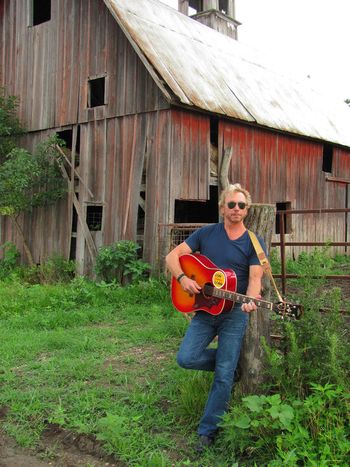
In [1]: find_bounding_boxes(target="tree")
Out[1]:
[0,88,24,162]
[0,90,66,265]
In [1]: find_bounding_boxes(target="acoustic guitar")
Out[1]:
[171,254,303,319]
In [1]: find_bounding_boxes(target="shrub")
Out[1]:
[94,240,150,285]
[0,241,20,278]
[20,255,76,284]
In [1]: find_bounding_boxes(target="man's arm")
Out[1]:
[241,264,264,313]
[165,242,201,294]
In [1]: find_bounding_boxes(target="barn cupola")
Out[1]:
[178,0,240,39]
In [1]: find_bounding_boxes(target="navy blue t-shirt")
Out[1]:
[185,224,267,294]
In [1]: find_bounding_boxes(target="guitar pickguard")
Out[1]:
[194,293,221,310]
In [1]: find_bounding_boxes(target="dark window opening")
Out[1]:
[219,0,228,14]
[71,205,78,233]
[69,237,76,261]
[322,143,333,173]
[137,192,146,236]
[88,77,105,107]
[276,202,292,234]
[32,0,51,26]
[189,0,203,14]
[210,116,219,146]
[75,126,81,167]
[76,126,81,153]
[57,129,72,149]
[175,185,218,223]
[86,206,103,231]
[57,127,80,167]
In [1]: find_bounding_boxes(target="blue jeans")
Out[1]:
[176,304,248,437]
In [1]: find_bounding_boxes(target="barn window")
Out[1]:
[219,0,229,14]
[57,127,80,167]
[88,77,106,107]
[189,0,203,14]
[275,202,292,234]
[322,143,333,173]
[86,206,103,231]
[31,0,51,26]
[174,186,218,223]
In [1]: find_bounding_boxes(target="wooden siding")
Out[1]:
[0,0,169,131]
[170,110,210,201]
[0,106,210,268]
[219,121,349,253]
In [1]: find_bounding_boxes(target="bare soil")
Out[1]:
[0,424,124,467]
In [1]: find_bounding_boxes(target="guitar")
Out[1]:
[171,254,303,319]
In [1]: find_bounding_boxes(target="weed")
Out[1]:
[0,241,20,278]
[220,384,350,465]
[94,240,150,284]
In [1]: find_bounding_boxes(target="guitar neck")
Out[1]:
[205,285,277,312]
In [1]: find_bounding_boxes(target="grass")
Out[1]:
[0,277,223,466]
[0,253,349,465]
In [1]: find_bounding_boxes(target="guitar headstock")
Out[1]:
[276,302,304,320]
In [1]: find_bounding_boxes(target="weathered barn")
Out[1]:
[0,0,349,273]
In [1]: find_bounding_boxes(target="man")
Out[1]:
[165,183,266,453]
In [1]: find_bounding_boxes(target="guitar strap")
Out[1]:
[248,230,284,303]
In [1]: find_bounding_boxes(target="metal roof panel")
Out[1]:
[104,0,350,147]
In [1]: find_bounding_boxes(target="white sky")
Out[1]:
[160,0,350,103]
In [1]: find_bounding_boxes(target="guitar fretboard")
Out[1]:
[204,284,275,311]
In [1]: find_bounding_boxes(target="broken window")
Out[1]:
[275,202,292,234]
[88,77,106,108]
[86,206,103,231]
[31,0,51,26]
[322,143,333,173]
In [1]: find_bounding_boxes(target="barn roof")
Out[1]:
[104,0,350,148]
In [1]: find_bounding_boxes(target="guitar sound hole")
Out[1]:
[203,283,214,299]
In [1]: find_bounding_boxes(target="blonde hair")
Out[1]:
[219,183,252,208]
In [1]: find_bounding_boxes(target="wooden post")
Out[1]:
[236,202,276,395]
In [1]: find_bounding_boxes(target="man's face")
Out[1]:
[221,191,248,225]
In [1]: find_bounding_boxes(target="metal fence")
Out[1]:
[158,208,350,294]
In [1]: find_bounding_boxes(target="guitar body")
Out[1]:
[171,254,237,315]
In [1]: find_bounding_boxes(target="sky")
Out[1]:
[160,0,350,103]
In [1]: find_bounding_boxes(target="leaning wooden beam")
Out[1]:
[55,144,94,199]
[58,163,98,262]
[219,146,233,191]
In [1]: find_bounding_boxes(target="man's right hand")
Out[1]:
[179,276,201,294]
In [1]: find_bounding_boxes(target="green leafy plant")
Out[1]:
[220,384,350,465]
[0,88,25,161]
[0,241,20,278]
[0,134,66,266]
[263,286,349,399]
[19,254,76,284]
[94,240,150,284]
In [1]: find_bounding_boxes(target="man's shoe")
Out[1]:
[195,435,214,454]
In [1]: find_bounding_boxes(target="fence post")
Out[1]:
[236,203,276,395]
[279,211,286,296]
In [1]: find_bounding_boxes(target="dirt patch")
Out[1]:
[0,424,125,467]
